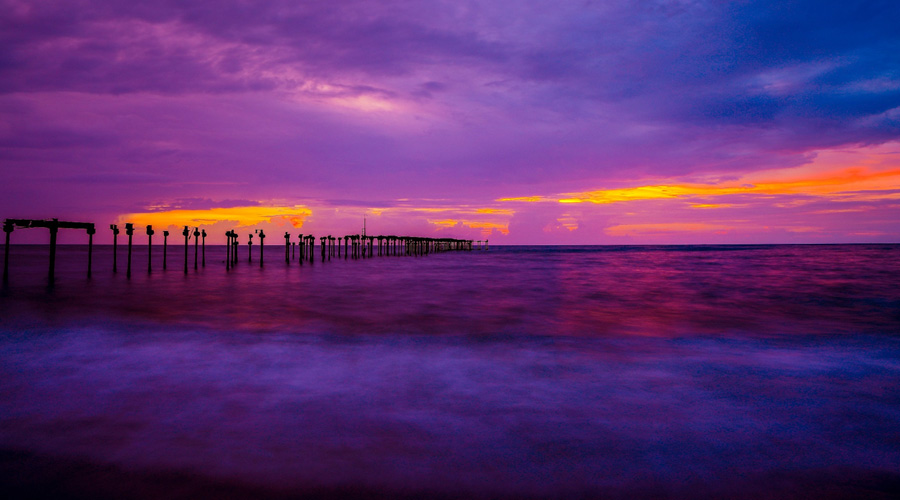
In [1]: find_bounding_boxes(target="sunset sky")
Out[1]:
[3,0,899,244]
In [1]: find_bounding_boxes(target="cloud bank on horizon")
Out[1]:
[2,0,899,243]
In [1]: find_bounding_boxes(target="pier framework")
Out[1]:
[3,217,482,284]
[3,218,96,284]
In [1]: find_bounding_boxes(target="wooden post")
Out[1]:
[163,231,169,270]
[110,224,119,273]
[248,233,253,262]
[285,232,290,264]
[146,225,154,273]
[225,231,231,270]
[201,229,207,267]
[300,235,305,262]
[258,229,265,267]
[87,226,95,278]
[193,228,200,270]
[125,222,134,279]
[182,226,189,274]
[234,231,239,264]
[3,221,13,284]
[47,219,59,283]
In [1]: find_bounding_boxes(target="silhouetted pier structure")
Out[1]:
[3,218,96,284]
[146,225,154,273]
[163,230,169,270]
[3,217,482,283]
[125,223,134,278]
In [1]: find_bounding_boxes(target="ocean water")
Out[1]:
[1,244,899,498]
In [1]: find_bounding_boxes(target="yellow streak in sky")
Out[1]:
[497,142,900,208]
[605,223,735,236]
[121,205,313,228]
[426,218,510,236]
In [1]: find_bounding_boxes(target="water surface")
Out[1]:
[2,244,899,498]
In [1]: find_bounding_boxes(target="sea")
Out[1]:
[1,243,899,499]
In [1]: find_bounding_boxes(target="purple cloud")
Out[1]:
[1,0,899,242]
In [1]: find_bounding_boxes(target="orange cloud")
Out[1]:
[121,205,313,228]
[498,143,900,206]
[426,218,510,236]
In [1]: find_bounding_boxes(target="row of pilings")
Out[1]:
[3,218,488,284]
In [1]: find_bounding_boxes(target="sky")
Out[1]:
[2,0,899,244]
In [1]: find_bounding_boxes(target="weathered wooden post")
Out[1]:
[109,224,119,273]
[284,232,290,264]
[3,220,13,284]
[87,225,95,278]
[182,226,189,274]
[163,230,169,270]
[320,236,326,261]
[46,219,59,283]
[193,227,200,270]
[146,225,154,273]
[300,235,306,263]
[257,229,265,267]
[307,235,314,265]
[225,231,231,270]
[248,233,253,263]
[125,222,134,278]
[232,231,238,265]
[201,229,207,267]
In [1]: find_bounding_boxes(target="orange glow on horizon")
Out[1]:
[426,218,510,236]
[605,222,735,236]
[121,205,313,229]
[497,144,900,207]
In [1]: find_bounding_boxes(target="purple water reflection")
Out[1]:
[2,245,899,498]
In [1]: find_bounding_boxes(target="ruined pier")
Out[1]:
[3,217,485,284]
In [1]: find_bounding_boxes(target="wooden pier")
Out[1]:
[3,218,96,284]
[3,217,484,284]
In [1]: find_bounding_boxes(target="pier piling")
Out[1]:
[163,231,169,270]
[225,231,231,270]
[146,225,154,273]
[182,226,189,274]
[3,221,12,284]
[193,227,200,270]
[46,221,57,284]
[87,226,94,278]
[110,224,119,273]
[257,229,265,267]
[202,230,207,267]
[125,223,134,279]
[232,232,238,265]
